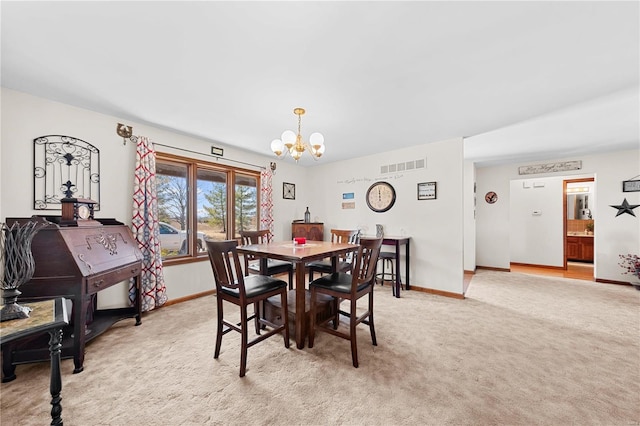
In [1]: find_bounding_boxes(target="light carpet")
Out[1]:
[1,270,638,425]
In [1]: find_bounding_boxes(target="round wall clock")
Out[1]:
[366,182,396,213]
[485,191,498,204]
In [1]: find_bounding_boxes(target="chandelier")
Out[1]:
[270,108,325,162]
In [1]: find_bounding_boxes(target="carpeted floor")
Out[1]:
[1,270,638,425]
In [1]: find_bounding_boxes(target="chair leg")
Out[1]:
[309,269,314,282]
[308,287,317,348]
[350,297,358,368]
[239,305,249,378]
[368,290,377,346]
[214,297,224,359]
[288,269,294,290]
[254,302,261,335]
[333,298,340,330]
[280,290,290,348]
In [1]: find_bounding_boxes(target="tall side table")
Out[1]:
[381,236,411,298]
[1,298,69,425]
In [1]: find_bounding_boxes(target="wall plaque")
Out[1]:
[518,161,582,175]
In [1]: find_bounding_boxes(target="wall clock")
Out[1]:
[366,182,396,213]
[61,198,100,226]
[485,191,498,204]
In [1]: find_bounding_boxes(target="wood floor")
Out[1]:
[510,262,594,281]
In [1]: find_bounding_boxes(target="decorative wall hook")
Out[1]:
[270,162,277,174]
[116,123,133,145]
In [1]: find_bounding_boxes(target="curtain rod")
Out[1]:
[151,141,266,170]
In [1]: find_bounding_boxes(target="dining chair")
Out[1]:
[206,240,290,377]
[308,229,361,281]
[308,237,383,368]
[240,230,294,289]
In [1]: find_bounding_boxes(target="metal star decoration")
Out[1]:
[610,198,640,217]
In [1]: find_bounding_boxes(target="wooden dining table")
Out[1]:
[236,240,359,349]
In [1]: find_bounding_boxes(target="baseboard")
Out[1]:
[163,289,216,307]
[409,285,465,300]
[595,278,635,287]
[476,265,510,272]
[510,262,565,271]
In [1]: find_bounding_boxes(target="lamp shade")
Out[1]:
[270,139,284,156]
[309,132,324,148]
[281,130,296,146]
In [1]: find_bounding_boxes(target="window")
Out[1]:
[156,153,261,262]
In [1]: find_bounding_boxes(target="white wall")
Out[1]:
[0,88,308,306]
[476,149,640,281]
[1,89,467,310]
[509,176,566,267]
[463,160,476,272]
[308,138,465,295]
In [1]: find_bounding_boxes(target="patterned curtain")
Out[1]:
[260,168,274,235]
[130,136,168,311]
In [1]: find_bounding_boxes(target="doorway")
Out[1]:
[564,178,594,279]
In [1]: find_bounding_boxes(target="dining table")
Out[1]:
[236,240,359,349]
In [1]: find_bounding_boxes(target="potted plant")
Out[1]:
[585,222,594,235]
[618,254,640,290]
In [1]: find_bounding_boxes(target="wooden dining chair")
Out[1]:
[308,237,382,368]
[206,240,290,377]
[308,229,361,281]
[240,230,294,289]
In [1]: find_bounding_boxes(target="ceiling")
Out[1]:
[1,1,638,167]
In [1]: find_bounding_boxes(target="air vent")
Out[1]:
[380,157,426,174]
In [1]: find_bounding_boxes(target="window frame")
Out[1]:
[156,152,261,265]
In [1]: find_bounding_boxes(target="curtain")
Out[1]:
[130,136,168,311]
[259,168,274,236]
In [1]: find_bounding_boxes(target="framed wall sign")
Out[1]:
[283,182,295,200]
[417,182,437,200]
[622,180,640,192]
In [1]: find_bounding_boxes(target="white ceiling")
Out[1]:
[1,1,638,167]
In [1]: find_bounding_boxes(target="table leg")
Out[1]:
[405,240,411,290]
[49,328,63,426]
[294,262,306,349]
[394,242,401,298]
[73,296,85,374]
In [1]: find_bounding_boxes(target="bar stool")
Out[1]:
[376,251,403,297]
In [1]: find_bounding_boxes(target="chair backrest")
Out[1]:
[330,229,360,244]
[240,229,271,245]
[330,229,361,263]
[206,239,246,295]
[349,237,383,292]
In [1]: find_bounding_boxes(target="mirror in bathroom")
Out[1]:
[567,193,593,220]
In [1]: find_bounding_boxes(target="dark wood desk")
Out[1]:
[1,298,69,425]
[380,236,411,298]
[5,216,143,375]
[237,241,359,349]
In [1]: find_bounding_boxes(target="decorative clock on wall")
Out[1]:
[485,191,498,204]
[366,182,396,213]
[60,198,100,226]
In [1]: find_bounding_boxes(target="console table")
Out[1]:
[1,298,69,425]
[291,222,324,241]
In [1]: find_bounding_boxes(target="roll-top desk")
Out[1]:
[2,216,143,379]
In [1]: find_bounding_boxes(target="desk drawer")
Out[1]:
[85,264,141,294]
